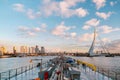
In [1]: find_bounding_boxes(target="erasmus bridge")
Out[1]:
[88,26,112,57]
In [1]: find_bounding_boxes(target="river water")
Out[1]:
[0,56,120,73]
[0,56,56,73]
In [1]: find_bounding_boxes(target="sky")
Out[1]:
[0,0,120,53]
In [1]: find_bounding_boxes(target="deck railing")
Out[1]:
[96,67,120,80]
[82,65,120,80]
[0,61,49,80]
[0,63,37,80]
[76,59,120,80]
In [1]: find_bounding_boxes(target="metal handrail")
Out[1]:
[0,63,37,80]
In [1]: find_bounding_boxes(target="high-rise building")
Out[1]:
[28,47,35,54]
[0,46,6,55]
[35,45,39,54]
[20,46,28,53]
[28,47,31,54]
[0,51,2,56]
[24,46,28,53]
[13,46,17,54]
[31,47,35,53]
[41,46,45,54]
[20,46,25,53]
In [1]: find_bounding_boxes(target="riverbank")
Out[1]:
[0,55,11,58]
[0,54,57,58]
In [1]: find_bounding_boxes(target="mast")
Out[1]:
[88,27,96,56]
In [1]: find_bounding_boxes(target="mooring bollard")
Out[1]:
[115,72,117,80]
[97,67,99,80]
[102,69,104,80]
[94,69,96,79]
[21,67,23,73]
[15,69,17,80]
[0,73,1,80]
[29,65,30,70]
[9,70,11,80]
[16,69,17,76]
[32,64,33,69]
[107,70,109,80]
[26,66,27,72]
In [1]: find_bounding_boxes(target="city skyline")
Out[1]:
[0,0,120,53]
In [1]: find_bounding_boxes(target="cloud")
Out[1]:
[76,8,89,17]
[43,0,51,4]
[26,9,41,19]
[70,32,77,38]
[33,27,41,32]
[61,0,86,8]
[101,38,111,43]
[18,23,47,37]
[59,1,74,17]
[13,3,25,12]
[82,25,91,30]
[78,33,94,42]
[13,3,41,19]
[13,1,88,18]
[91,36,110,44]
[18,26,35,37]
[42,1,59,16]
[86,18,100,26]
[82,18,100,30]
[59,0,86,17]
[59,2,75,18]
[27,31,36,36]
[41,23,47,28]
[92,0,106,10]
[110,1,117,6]
[52,22,76,39]
[107,39,120,53]
[52,22,71,36]
[39,23,47,32]
[99,25,120,34]
[18,26,29,31]
[96,12,113,20]
[41,0,88,18]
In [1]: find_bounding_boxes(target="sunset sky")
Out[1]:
[0,0,120,53]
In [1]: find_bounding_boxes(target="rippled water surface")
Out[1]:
[0,56,56,73]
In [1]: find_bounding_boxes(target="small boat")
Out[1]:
[105,54,114,57]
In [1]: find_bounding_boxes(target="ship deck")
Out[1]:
[0,56,113,80]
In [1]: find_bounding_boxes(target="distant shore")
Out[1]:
[1,52,120,59]
[0,55,10,58]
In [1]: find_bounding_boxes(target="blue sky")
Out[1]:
[0,0,120,53]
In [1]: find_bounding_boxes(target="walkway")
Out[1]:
[79,65,112,80]
[11,67,39,80]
